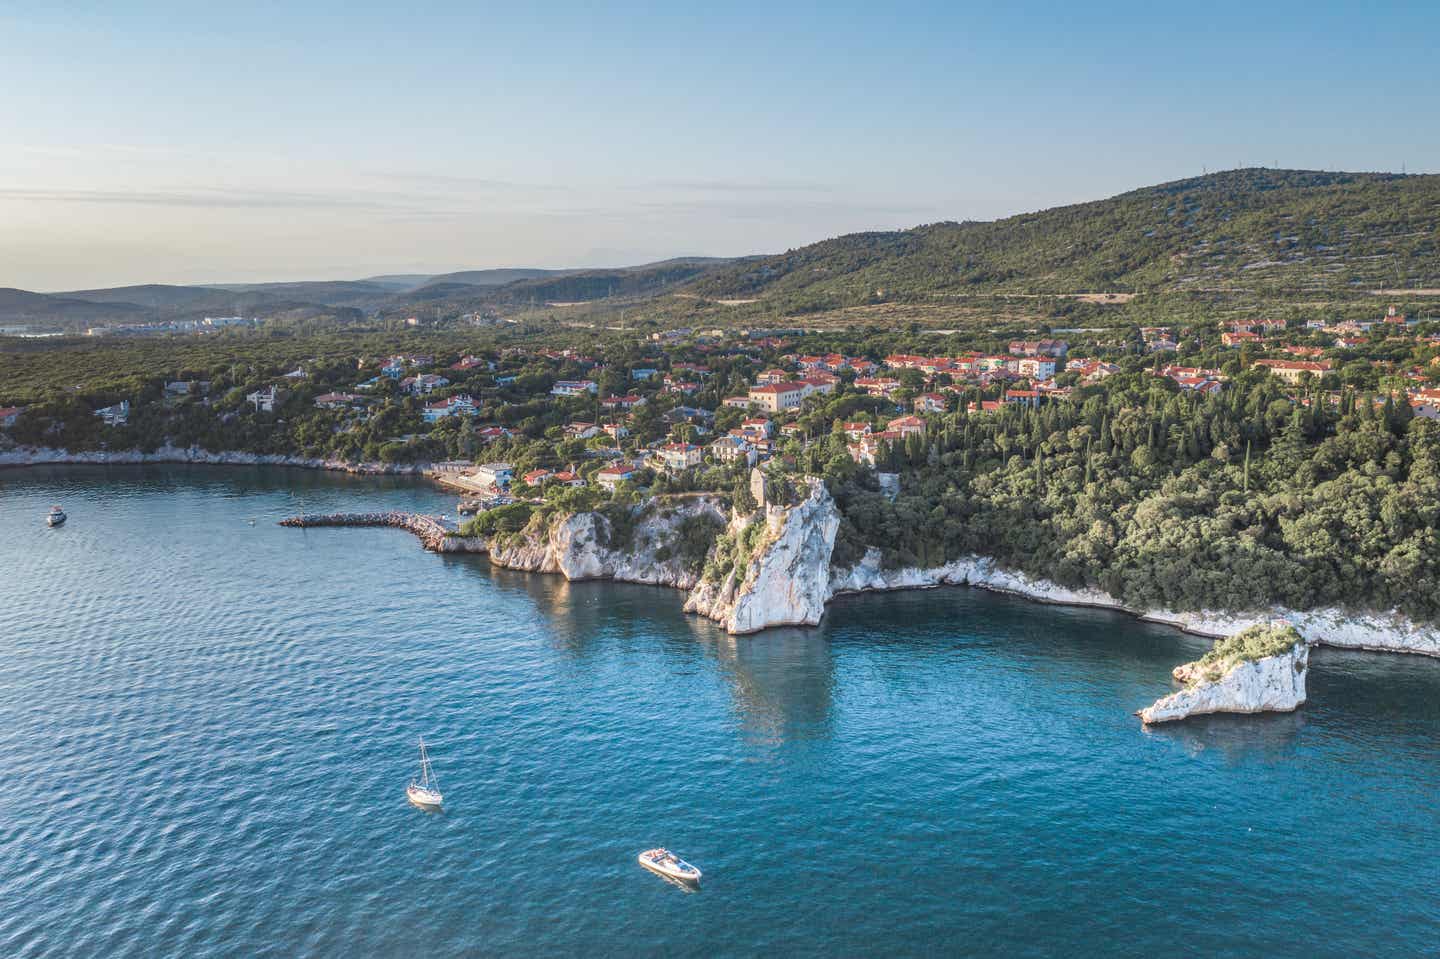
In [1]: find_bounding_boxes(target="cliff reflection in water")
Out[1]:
[701,626,837,745]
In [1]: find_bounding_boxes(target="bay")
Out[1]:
[1,466,1437,957]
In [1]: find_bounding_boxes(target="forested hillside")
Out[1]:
[690,169,1440,313]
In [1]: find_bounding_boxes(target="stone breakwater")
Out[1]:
[280,512,487,553]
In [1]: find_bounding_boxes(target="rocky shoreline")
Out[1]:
[30,453,1439,723]
[0,443,427,475]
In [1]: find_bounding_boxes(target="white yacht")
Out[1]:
[406,737,443,809]
[46,505,67,527]
[638,848,702,884]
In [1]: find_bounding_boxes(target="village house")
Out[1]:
[1008,339,1069,358]
[1011,357,1057,379]
[1252,359,1332,384]
[402,374,451,395]
[748,382,806,412]
[1068,359,1120,382]
[473,463,515,489]
[710,434,757,466]
[914,393,948,414]
[1222,331,1262,347]
[631,368,660,381]
[854,377,901,397]
[1174,376,1224,395]
[797,376,837,397]
[95,400,131,426]
[422,394,477,422]
[602,394,645,411]
[1003,389,1042,407]
[741,417,774,438]
[551,380,598,396]
[314,392,361,410]
[656,442,703,471]
[603,422,630,441]
[847,429,904,465]
[551,469,585,487]
[476,426,513,443]
[246,387,280,413]
[596,463,638,489]
[450,354,490,372]
[565,422,600,439]
[888,415,926,438]
[842,421,872,440]
[522,468,554,487]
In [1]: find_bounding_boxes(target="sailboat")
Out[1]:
[406,737,443,809]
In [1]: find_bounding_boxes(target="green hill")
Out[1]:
[689,169,1440,313]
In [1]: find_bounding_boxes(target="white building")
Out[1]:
[747,382,805,412]
[473,463,515,488]
[246,387,280,413]
[95,400,130,426]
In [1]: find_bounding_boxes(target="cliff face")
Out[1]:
[486,496,726,590]
[828,550,1440,658]
[683,479,841,634]
[1139,642,1310,724]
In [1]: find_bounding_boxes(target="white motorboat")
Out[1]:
[638,848,702,884]
[406,737,443,809]
[46,505,66,527]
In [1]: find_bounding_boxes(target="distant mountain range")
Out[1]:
[0,257,743,329]
[6,170,1437,330]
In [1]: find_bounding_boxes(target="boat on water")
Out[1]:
[638,848,702,884]
[46,505,66,527]
[406,737,443,809]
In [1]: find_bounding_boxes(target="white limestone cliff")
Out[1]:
[486,496,726,590]
[1138,641,1310,724]
[828,550,1440,658]
[683,478,840,634]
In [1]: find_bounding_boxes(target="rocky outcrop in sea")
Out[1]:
[1139,635,1310,724]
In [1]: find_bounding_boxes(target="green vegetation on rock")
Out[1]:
[1188,623,1305,684]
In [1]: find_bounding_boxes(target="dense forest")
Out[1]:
[797,371,1440,622]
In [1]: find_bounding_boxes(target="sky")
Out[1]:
[2,0,1437,291]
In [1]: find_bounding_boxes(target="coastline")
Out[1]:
[17,451,1439,660]
[830,550,1440,659]
[0,443,430,476]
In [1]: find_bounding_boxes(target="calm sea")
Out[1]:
[1,466,1437,958]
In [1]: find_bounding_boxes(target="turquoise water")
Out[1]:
[2,465,1438,958]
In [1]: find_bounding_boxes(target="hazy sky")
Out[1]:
[2,1,1436,291]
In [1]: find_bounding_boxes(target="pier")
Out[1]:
[279,512,487,553]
